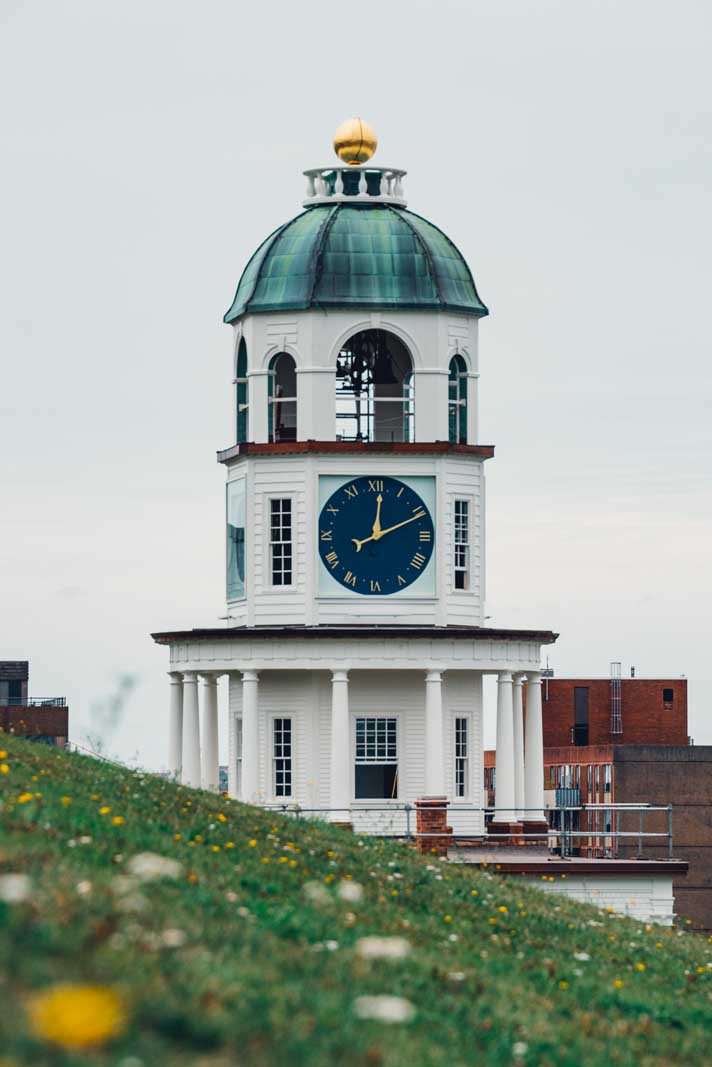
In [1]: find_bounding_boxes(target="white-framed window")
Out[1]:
[270,498,293,586]
[453,498,470,590]
[454,716,469,798]
[273,717,292,798]
[235,717,243,798]
[354,717,398,799]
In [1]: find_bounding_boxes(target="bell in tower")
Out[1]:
[153,120,557,841]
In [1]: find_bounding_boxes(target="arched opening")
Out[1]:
[268,352,297,443]
[335,329,413,442]
[448,354,468,444]
[236,338,248,443]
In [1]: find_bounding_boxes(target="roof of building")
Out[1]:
[152,625,558,645]
[224,204,489,322]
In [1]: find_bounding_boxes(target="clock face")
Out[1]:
[318,476,435,595]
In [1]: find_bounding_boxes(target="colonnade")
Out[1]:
[166,668,546,826]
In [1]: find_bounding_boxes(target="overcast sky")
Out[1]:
[1,0,710,767]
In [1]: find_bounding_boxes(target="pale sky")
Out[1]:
[1,0,710,767]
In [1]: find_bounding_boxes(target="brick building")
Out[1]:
[0,661,68,746]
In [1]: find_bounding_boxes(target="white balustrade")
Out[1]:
[302,165,407,208]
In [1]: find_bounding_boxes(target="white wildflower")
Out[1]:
[225,891,238,903]
[76,880,92,896]
[513,1041,528,1057]
[338,880,364,904]
[161,927,187,948]
[0,873,31,904]
[447,971,466,982]
[448,933,458,942]
[355,936,410,961]
[237,906,250,917]
[574,952,590,962]
[353,995,415,1024]
[126,852,182,882]
[78,836,92,845]
[303,881,331,906]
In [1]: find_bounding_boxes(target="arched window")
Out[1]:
[336,329,413,442]
[268,352,297,443]
[236,338,248,443]
[448,354,468,444]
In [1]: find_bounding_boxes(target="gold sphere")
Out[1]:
[333,117,377,165]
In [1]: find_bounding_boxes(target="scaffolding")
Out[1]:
[610,660,622,734]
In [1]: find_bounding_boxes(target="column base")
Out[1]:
[488,820,525,842]
[521,820,550,839]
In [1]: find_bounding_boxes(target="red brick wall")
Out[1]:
[0,706,68,739]
[540,679,688,748]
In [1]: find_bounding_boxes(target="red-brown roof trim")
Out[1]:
[152,624,558,646]
[217,441,496,464]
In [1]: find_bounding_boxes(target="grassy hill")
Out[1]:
[1,736,712,1066]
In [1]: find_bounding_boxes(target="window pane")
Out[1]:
[227,478,246,600]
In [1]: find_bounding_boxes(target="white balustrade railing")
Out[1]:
[303,165,407,207]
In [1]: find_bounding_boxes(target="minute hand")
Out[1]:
[352,511,425,552]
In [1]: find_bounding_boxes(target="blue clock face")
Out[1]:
[318,476,435,595]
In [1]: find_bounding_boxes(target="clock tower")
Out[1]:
[153,120,557,839]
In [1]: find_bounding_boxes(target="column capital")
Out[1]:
[331,669,349,683]
[168,672,183,684]
[425,670,443,683]
[497,671,513,684]
[512,672,526,686]
[182,671,198,682]
[526,671,543,685]
[199,673,219,687]
[242,670,260,682]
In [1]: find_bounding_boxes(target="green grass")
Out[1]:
[1,735,712,1066]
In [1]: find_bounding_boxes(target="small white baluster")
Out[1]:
[394,174,404,199]
[358,170,368,196]
[305,174,316,199]
[316,173,326,197]
[335,169,344,196]
[379,170,388,198]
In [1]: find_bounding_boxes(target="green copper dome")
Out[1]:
[224,204,488,323]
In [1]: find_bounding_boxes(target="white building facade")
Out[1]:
[153,142,557,838]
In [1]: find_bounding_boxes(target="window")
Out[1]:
[586,764,592,797]
[453,499,470,590]
[8,680,22,705]
[336,329,413,442]
[663,687,674,707]
[454,717,469,798]
[273,718,292,798]
[573,686,589,746]
[270,498,293,586]
[235,717,243,797]
[226,477,246,600]
[603,764,612,794]
[594,764,600,797]
[448,354,468,444]
[235,338,248,442]
[355,717,398,799]
[268,352,297,443]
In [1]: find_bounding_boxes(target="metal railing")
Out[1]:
[255,802,675,859]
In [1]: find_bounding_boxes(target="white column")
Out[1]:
[330,670,350,818]
[424,670,445,795]
[182,672,201,788]
[167,673,183,780]
[524,671,546,824]
[241,670,260,803]
[512,673,526,820]
[492,671,516,826]
[201,674,219,792]
[227,671,239,798]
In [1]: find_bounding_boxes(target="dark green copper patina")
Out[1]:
[224,204,488,322]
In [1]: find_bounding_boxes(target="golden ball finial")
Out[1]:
[333,117,377,165]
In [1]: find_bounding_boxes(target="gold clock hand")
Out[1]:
[352,509,426,552]
[371,494,383,537]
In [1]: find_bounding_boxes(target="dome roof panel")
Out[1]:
[224,204,488,323]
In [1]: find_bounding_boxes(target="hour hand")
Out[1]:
[371,494,383,537]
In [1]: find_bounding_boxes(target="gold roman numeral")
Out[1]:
[397,575,407,586]
[419,530,431,542]
[410,552,427,570]
[370,580,381,592]
[325,550,339,569]
[327,505,339,514]
[368,479,384,492]
[396,487,404,498]
[320,530,333,541]
[344,484,358,499]
[413,507,426,518]
[344,571,357,587]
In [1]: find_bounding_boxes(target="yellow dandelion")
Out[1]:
[174,833,181,841]
[0,764,9,774]
[98,806,111,816]
[289,859,297,867]
[327,850,335,858]
[61,797,72,806]
[614,979,624,989]
[656,942,664,949]
[278,856,288,863]
[634,962,646,972]
[211,845,221,853]
[498,905,508,914]
[34,792,41,798]
[609,935,616,942]
[391,889,398,897]
[0,750,6,759]
[559,981,569,990]
[28,983,126,1050]
[226,841,235,849]
[17,793,34,804]
[194,834,203,842]
[248,839,257,847]
[444,915,453,923]
[487,917,497,925]
[697,966,705,974]
[470,889,478,896]
[90,794,99,800]
[111,816,124,826]
[520,910,527,917]
[217,813,227,823]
